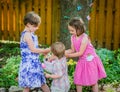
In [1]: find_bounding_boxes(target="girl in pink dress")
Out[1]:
[65,17,106,92]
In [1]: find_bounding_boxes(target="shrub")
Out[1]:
[0,55,21,89]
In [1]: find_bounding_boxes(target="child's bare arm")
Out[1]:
[24,32,50,54]
[45,73,61,79]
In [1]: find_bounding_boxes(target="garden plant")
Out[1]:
[0,41,120,92]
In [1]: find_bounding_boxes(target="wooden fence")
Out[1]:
[89,0,120,50]
[1,0,120,50]
[0,0,60,45]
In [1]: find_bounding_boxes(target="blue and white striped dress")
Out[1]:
[18,31,46,88]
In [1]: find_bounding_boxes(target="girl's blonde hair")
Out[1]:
[51,42,65,59]
[68,17,86,36]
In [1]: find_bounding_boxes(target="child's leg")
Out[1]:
[23,87,30,92]
[76,85,82,92]
[41,84,50,92]
[92,83,98,92]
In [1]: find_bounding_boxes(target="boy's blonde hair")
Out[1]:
[51,42,65,59]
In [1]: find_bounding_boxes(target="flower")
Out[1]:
[41,63,46,69]
[67,59,76,65]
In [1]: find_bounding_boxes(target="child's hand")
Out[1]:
[65,49,73,54]
[48,55,57,62]
[42,48,51,55]
[45,73,51,78]
[65,53,70,58]
[42,53,48,56]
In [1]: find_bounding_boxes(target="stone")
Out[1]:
[9,86,23,92]
[0,88,6,92]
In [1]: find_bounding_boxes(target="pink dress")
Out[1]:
[72,33,107,86]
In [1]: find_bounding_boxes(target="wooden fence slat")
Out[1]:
[105,0,114,49]
[113,0,120,49]
[52,0,60,43]
[3,1,8,40]
[39,0,46,44]
[9,0,13,40]
[0,1,2,39]
[89,0,97,46]
[13,1,15,40]
[33,0,38,13]
[46,0,51,45]
[13,0,19,41]
[18,0,21,40]
[51,0,55,43]
[95,11,99,47]
[55,0,60,41]
[20,1,25,33]
[25,0,32,12]
[1,2,3,39]
[97,0,105,48]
